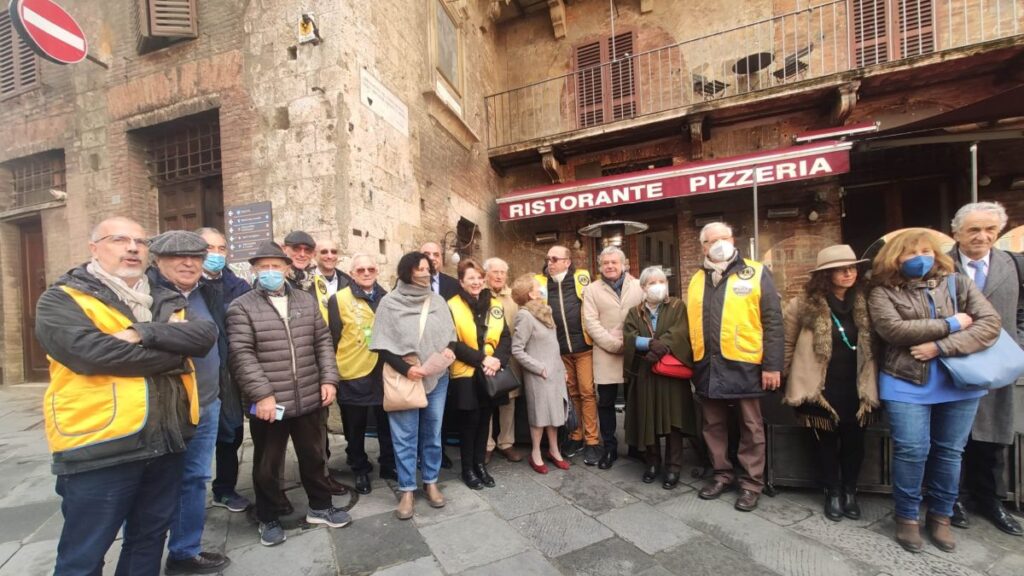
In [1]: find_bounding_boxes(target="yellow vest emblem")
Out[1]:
[449,295,505,378]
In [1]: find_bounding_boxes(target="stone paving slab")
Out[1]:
[331,511,430,575]
[419,510,529,574]
[512,504,614,558]
[988,553,1024,576]
[0,502,60,544]
[411,480,490,528]
[371,555,444,576]
[552,535,660,575]
[456,548,562,576]
[222,527,337,576]
[596,501,701,554]
[476,470,565,520]
[546,464,639,516]
[0,539,59,576]
[654,535,784,576]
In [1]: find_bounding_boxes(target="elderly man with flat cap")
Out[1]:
[146,230,233,574]
[227,241,347,547]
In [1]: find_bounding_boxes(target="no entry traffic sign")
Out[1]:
[9,0,88,65]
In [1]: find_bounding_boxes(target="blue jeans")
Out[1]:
[389,372,449,491]
[54,452,185,576]
[168,398,221,560]
[886,397,981,520]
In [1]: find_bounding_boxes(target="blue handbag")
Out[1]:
[939,275,1024,390]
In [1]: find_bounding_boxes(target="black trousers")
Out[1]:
[459,407,491,471]
[250,410,333,523]
[212,425,244,498]
[813,422,865,491]
[340,402,395,475]
[597,383,619,454]
[961,437,1007,509]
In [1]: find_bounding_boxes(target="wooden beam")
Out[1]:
[831,81,860,125]
[539,145,563,183]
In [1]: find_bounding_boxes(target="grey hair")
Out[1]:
[638,266,667,287]
[194,226,224,237]
[951,201,1008,234]
[598,246,626,263]
[349,253,374,270]
[483,257,508,272]
[699,222,733,244]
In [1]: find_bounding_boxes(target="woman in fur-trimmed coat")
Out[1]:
[783,245,879,523]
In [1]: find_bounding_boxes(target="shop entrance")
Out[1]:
[19,218,48,381]
[635,221,680,297]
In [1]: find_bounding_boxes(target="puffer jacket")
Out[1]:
[868,273,1001,385]
[227,283,339,419]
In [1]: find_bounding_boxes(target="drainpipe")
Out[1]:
[752,177,760,259]
[969,142,979,203]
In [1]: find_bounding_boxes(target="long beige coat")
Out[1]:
[582,274,645,385]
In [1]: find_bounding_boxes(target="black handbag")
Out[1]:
[482,368,521,399]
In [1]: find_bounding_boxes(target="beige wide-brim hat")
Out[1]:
[811,244,869,272]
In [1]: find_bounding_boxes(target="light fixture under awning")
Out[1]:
[497,140,853,222]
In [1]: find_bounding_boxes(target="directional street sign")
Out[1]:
[9,0,88,65]
[225,201,274,263]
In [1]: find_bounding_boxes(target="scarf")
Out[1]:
[703,255,733,287]
[371,280,456,394]
[87,259,154,322]
[522,299,554,328]
[603,273,625,296]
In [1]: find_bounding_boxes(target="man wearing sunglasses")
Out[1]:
[37,217,217,575]
[314,239,352,299]
[326,254,396,494]
[534,245,599,464]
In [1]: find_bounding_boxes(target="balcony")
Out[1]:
[485,0,1023,161]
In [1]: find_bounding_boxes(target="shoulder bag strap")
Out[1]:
[418,296,431,342]
[946,274,959,314]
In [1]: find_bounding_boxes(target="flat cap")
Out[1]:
[149,230,209,257]
[248,240,292,266]
[284,230,316,247]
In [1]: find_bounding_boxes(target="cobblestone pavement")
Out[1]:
[2,384,1022,576]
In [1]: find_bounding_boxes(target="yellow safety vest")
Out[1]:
[448,294,505,378]
[334,286,379,380]
[533,269,593,346]
[312,274,329,321]
[688,259,765,364]
[43,286,199,455]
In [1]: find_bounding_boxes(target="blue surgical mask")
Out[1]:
[203,253,226,273]
[258,270,286,291]
[900,255,935,279]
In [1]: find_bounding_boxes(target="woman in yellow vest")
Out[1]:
[448,259,513,490]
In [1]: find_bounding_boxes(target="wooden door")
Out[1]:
[20,220,48,381]
[158,180,202,232]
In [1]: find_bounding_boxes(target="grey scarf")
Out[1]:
[371,280,456,394]
[86,259,154,322]
[703,255,734,287]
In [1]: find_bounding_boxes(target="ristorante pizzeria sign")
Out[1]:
[497,141,852,222]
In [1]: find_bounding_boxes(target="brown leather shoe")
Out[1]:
[499,447,523,462]
[894,516,924,553]
[423,482,446,509]
[395,491,415,520]
[734,489,759,512]
[698,481,731,500]
[484,450,493,464]
[327,476,349,496]
[926,514,956,552]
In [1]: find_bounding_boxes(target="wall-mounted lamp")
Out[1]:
[534,231,559,244]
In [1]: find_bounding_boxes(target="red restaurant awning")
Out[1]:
[497,140,853,222]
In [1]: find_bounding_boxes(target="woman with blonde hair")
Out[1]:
[868,229,1000,553]
[509,273,570,474]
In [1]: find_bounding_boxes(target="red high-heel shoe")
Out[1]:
[546,452,570,470]
[529,456,548,475]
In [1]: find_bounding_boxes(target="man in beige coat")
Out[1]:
[484,257,523,463]
[582,246,645,468]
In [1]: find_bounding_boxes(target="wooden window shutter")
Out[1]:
[138,0,198,40]
[896,0,934,58]
[574,40,605,128]
[852,0,889,67]
[0,11,38,98]
[609,32,636,121]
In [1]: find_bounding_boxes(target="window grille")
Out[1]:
[9,151,66,208]
[146,118,221,184]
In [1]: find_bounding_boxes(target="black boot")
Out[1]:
[474,463,495,488]
[841,487,861,520]
[461,469,483,490]
[824,489,843,522]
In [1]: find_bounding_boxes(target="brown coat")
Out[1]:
[582,274,645,385]
[782,291,879,425]
[227,285,339,419]
[868,273,1001,385]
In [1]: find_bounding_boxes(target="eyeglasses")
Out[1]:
[353,267,377,274]
[289,245,314,254]
[546,256,569,263]
[95,235,150,247]
[319,249,338,255]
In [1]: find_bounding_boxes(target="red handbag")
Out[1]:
[652,354,693,379]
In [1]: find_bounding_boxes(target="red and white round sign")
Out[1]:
[9,0,88,65]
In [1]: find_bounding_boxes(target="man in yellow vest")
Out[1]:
[326,253,396,495]
[688,222,783,513]
[36,217,217,576]
[538,245,601,465]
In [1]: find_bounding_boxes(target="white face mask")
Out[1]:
[708,239,736,263]
[538,285,548,301]
[645,283,668,303]
[551,270,567,283]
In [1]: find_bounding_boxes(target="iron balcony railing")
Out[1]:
[485,0,1022,150]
